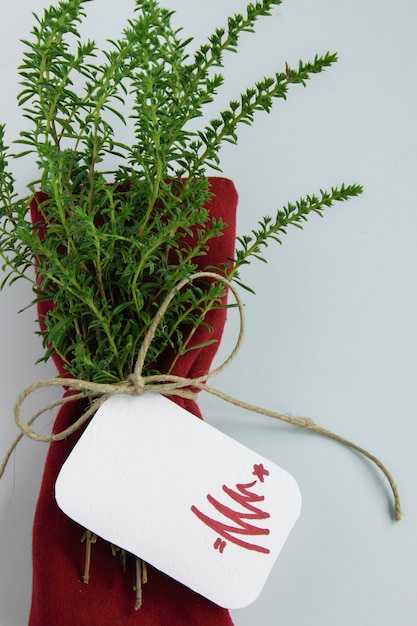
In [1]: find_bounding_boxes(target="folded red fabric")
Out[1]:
[28,177,237,625]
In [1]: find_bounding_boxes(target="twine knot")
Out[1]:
[126,374,146,396]
[0,271,402,521]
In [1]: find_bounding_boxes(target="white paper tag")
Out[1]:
[55,393,301,608]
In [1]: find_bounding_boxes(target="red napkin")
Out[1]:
[28,177,237,625]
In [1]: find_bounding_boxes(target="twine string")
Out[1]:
[0,271,401,520]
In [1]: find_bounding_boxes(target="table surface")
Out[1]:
[1,1,416,625]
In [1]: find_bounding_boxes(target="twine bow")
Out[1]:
[1,271,401,520]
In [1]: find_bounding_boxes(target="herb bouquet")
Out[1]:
[0,0,371,624]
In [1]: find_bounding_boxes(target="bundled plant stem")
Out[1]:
[0,0,362,385]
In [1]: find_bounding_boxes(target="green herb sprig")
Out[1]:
[0,0,362,383]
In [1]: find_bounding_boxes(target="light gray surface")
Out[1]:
[1,1,416,625]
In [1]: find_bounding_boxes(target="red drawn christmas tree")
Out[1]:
[191,463,271,554]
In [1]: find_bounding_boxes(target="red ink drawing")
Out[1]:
[214,538,227,553]
[252,463,269,482]
[191,464,271,554]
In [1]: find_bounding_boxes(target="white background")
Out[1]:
[1,1,416,625]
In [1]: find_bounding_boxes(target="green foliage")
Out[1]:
[0,0,362,383]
